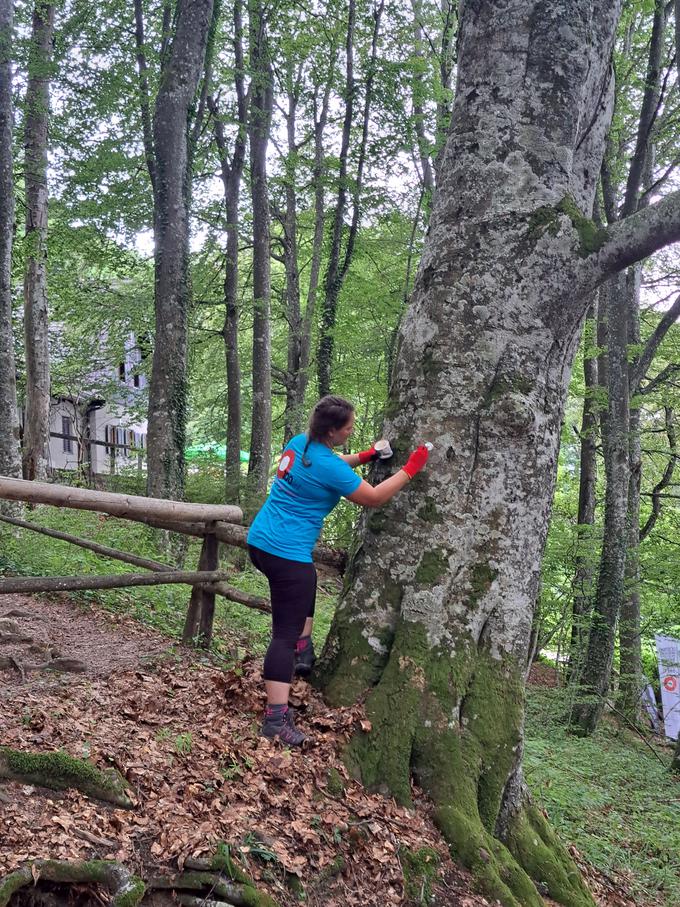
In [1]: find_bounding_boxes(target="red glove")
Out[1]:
[357,445,379,464]
[403,445,429,479]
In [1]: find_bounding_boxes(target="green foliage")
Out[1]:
[525,687,680,906]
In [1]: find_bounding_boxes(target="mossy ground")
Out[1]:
[525,686,680,906]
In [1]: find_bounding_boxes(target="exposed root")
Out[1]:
[0,748,132,808]
[0,860,145,907]
[0,852,281,907]
[331,619,596,907]
[147,872,277,906]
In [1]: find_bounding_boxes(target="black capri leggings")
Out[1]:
[248,545,317,683]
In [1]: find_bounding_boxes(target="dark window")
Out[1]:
[62,416,73,453]
[118,362,126,381]
[133,372,140,388]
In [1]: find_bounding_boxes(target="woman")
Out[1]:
[247,395,429,745]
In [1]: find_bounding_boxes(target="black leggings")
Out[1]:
[248,545,317,683]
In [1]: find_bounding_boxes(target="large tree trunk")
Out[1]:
[0,0,22,490]
[318,3,647,904]
[21,0,54,482]
[244,0,273,515]
[145,0,214,500]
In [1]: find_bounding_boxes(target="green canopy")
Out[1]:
[185,443,249,463]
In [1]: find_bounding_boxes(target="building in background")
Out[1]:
[21,337,148,478]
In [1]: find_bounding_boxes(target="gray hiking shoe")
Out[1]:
[260,707,306,746]
[294,635,316,678]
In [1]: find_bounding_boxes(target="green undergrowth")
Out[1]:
[525,687,680,906]
[0,506,336,664]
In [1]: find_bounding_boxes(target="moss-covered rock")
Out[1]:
[326,766,345,796]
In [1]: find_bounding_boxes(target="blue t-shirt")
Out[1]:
[247,434,362,563]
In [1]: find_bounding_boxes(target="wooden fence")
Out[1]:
[0,476,345,649]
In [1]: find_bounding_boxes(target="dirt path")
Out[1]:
[0,592,171,688]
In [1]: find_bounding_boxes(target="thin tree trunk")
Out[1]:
[208,0,248,505]
[318,0,387,398]
[571,274,631,735]
[244,0,273,514]
[433,0,456,181]
[410,0,435,202]
[0,0,21,490]
[567,296,599,681]
[22,0,55,482]
[281,74,302,444]
[145,0,214,501]
[286,54,335,436]
[571,0,667,731]
[618,402,642,721]
[317,0,355,398]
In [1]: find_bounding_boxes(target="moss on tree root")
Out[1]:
[334,619,595,907]
[0,852,280,907]
[0,860,145,907]
[0,747,132,807]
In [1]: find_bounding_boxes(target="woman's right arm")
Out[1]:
[346,446,429,508]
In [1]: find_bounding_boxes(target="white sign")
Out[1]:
[655,635,680,741]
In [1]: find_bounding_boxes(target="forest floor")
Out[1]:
[0,591,664,907]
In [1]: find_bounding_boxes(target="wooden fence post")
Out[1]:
[182,528,219,648]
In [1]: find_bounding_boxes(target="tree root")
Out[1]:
[334,621,596,907]
[175,897,235,907]
[147,872,276,906]
[0,854,281,907]
[0,748,132,808]
[0,860,145,907]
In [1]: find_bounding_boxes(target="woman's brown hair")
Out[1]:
[302,395,354,466]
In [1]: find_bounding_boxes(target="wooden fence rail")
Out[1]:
[0,475,344,649]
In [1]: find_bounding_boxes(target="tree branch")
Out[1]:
[630,293,680,392]
[638,362,680,395]
[588,187,680,284]
[640,408,676,541]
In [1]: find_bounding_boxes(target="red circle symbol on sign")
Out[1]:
[663,675,678,693]
[277,449,295,479]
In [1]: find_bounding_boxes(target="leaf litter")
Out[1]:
[0,593,639,906]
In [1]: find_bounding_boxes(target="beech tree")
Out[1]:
[0,0,21,489]
[138,0,215,500]
[319,2,680,905]
[571,0,680,731]
[21,0,55,482]
[244,0,273,512]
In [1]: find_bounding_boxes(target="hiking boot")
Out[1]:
[294,635,316,678]
[260,706,306,746]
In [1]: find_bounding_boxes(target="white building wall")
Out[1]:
[48,399,82,472]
